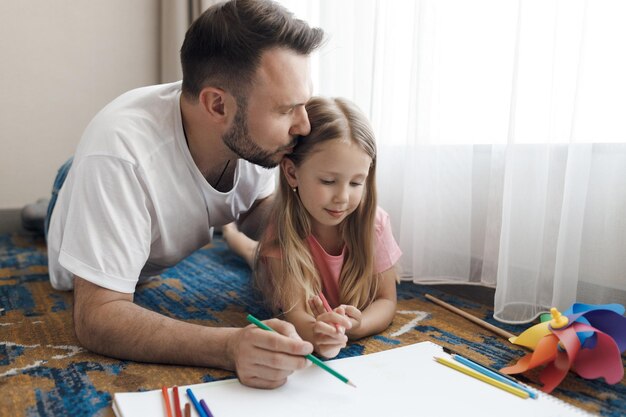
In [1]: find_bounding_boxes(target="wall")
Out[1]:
[0,1,160,209]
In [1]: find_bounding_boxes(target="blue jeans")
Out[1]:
[45,157,74,240]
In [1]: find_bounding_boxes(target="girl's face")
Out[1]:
[284,138,372,233]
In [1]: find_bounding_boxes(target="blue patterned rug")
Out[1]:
[0,232,624,416]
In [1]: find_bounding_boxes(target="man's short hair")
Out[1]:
[180,0,324,101]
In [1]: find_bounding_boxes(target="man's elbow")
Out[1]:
[72,275,133,354]
[73,305,101,352]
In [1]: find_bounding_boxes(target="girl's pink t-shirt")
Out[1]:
[305,206,402,308]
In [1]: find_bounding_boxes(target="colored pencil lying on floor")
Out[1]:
[246,314,357,388]
[425,294,516,340]
[161,386,173,417]
[184,403,191,417]
[434,356,529,399]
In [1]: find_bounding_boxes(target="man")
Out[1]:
[46,0,324,389]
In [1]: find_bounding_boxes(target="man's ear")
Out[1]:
[281,158,298,188]
[198,87,235,121]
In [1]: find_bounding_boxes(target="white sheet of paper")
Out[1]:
[113,341,591,417]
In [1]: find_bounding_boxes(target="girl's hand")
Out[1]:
[308,295,327,317]
[309,317,348,358]
[340,305,363,337]
[307,296,352,358]
[308,296,352,334]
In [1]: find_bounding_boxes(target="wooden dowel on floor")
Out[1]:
[425,293,516,340]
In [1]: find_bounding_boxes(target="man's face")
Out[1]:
[222,48,313,168]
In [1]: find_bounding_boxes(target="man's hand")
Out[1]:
[226,319,313,389]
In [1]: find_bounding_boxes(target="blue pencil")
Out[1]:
[186,388,209,417]
[451,354,538,399]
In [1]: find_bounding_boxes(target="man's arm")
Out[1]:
[236,195,274,240]
[72,276,313,389]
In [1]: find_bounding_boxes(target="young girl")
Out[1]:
[223,97,402,359]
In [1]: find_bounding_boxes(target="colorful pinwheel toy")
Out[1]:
[500,303,626,393]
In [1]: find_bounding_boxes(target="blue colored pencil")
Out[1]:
[186,388,208,417]
[451,354,537,399]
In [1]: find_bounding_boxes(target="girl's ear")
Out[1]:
[281,158,298,188]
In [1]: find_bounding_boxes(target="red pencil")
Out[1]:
[318,292,342,332]
[161,386,173,417]
[172,386,182,417]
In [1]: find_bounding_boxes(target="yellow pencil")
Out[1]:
[434,357,530,399]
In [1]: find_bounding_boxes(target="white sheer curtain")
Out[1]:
[276,0,626,323]
[160,0,222,83]
[162,0,626,323]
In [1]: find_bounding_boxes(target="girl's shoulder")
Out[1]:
[373,206,403,269]
[374,206,392,233]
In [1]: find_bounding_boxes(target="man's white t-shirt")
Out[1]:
[47,81,276,293]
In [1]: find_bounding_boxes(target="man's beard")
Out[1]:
[222,99,282,169]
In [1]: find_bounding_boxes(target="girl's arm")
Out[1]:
[344,266,398,340]
[262,257,352,359]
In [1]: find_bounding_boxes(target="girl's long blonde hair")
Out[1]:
[254,97,378,314]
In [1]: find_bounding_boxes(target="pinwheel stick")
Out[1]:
[425,294,516,340]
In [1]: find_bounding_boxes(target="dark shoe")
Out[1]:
[21,198,49,235]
